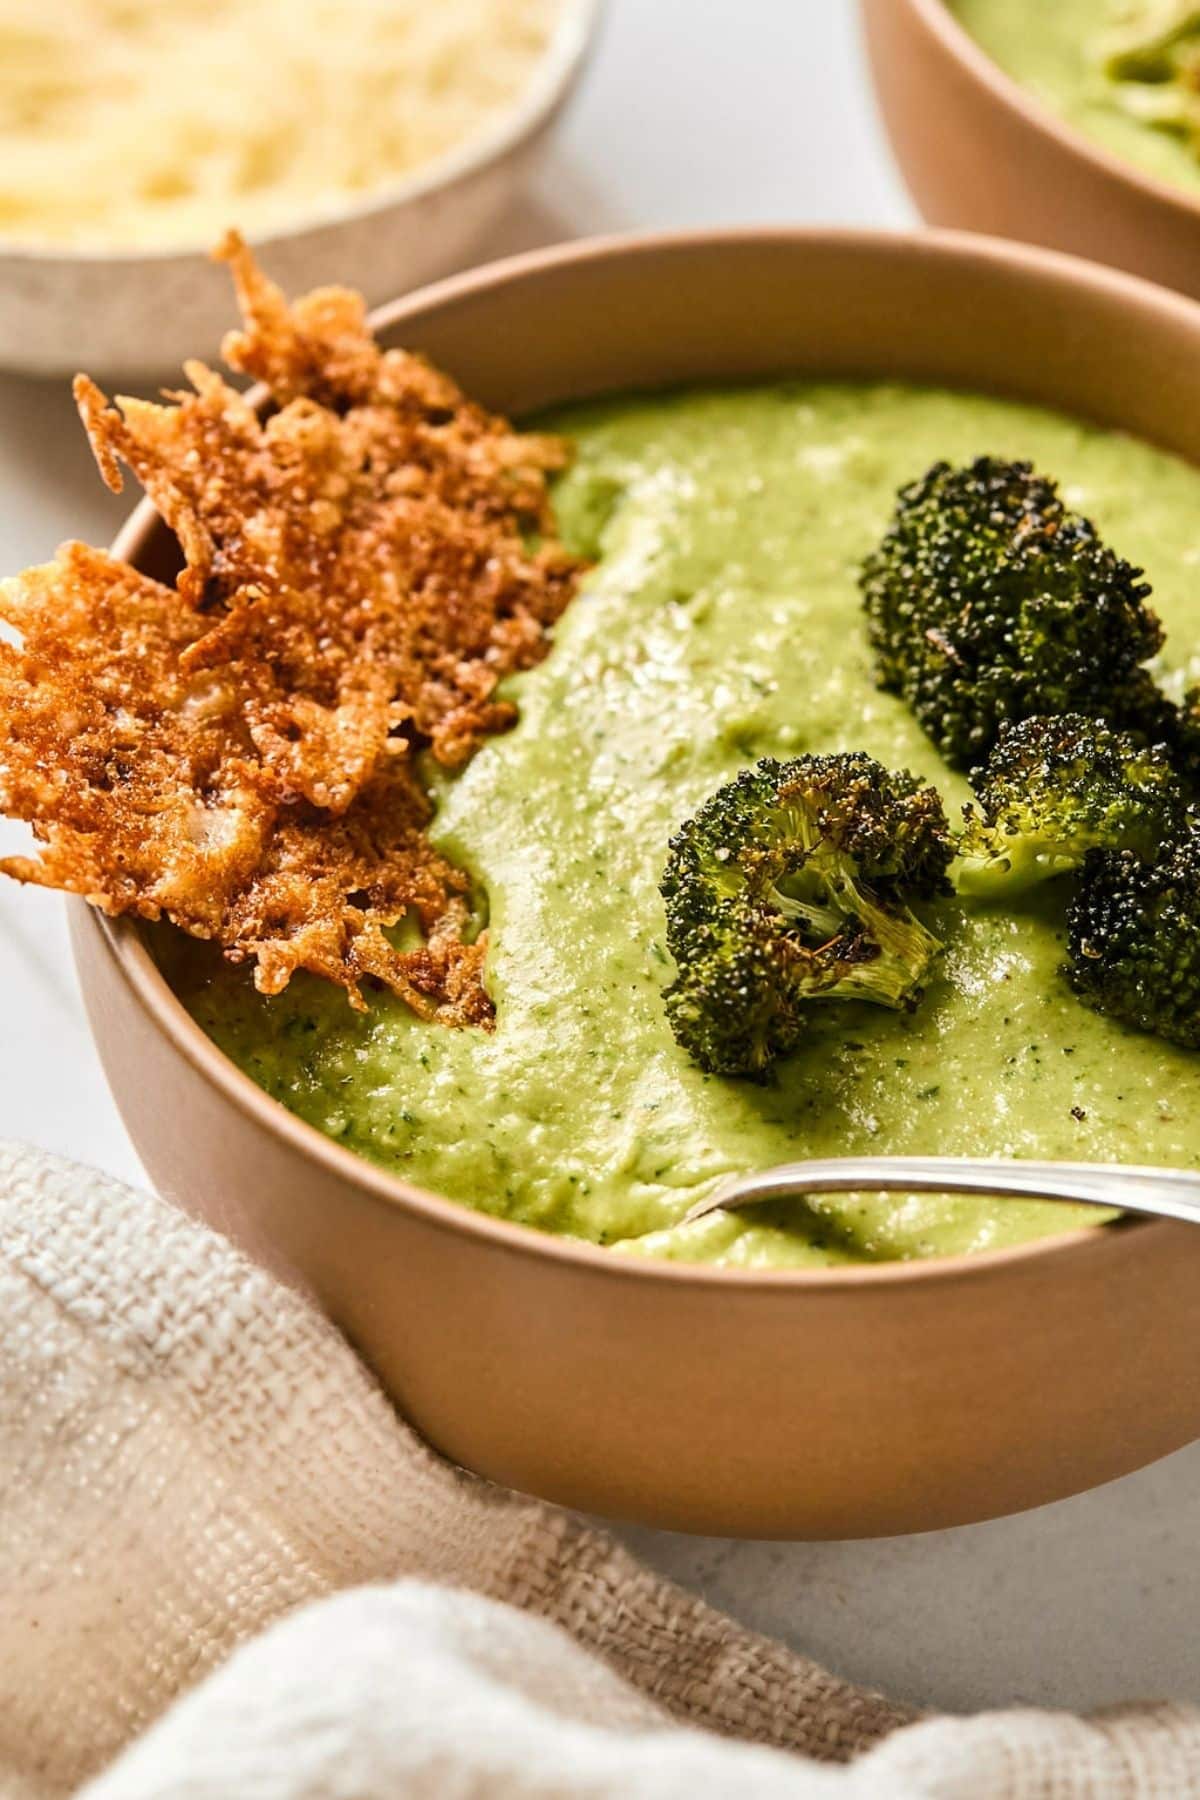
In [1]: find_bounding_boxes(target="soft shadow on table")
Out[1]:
[0,369,128,561]
[450,172,630,271]
[617,1437,1200,1716]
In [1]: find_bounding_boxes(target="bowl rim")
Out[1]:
[906,0,1200,222]
[0,0,603,267]
[92,219,1200,1293]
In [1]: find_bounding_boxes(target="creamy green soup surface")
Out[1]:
[164,381,1200,1268]
[951,0,1200,196]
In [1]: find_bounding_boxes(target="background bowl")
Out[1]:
[0,0,601,382]
[74,228,1200,1539]
[861,0,1200,301]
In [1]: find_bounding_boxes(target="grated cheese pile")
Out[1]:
[0,0,561,249]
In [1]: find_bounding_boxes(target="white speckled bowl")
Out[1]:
[0,0,601,381]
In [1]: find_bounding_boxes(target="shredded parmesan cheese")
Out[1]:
[0,0,562,249]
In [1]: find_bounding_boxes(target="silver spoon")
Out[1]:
[682,1156,1200,1229]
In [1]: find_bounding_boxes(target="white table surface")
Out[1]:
[2,0,1197,1720]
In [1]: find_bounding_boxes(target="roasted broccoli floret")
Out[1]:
[860,457,1168,768]
[956,715,1184,898]
[660,753,954,1075]
[1169,682,1200,785]
[1066,831,1200,1048]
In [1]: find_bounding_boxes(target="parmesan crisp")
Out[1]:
[0,236,584,1017]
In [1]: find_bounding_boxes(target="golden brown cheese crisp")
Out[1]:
[0,236,584,1016]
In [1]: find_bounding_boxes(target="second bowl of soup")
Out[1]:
[862,0,1200,301]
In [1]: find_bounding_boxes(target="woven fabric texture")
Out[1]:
[2,1141,1196,1799]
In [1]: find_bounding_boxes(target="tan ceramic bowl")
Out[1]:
[862,0,1200,301]
[73,229,1200,1540]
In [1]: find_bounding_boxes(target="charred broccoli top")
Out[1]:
[660,753,953,1076]
[860,457,1168,769]
[956,714,1184,898]
[1066,831,1200,1049]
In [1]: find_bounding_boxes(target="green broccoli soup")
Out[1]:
[950,0,1200,197]
[162,381,1200,1269]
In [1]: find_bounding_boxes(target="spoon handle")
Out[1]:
[684,1157,1200,1228]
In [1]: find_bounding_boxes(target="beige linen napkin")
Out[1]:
[2,1139,1198,1800]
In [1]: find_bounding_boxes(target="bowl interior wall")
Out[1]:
[127,235,1200,582]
